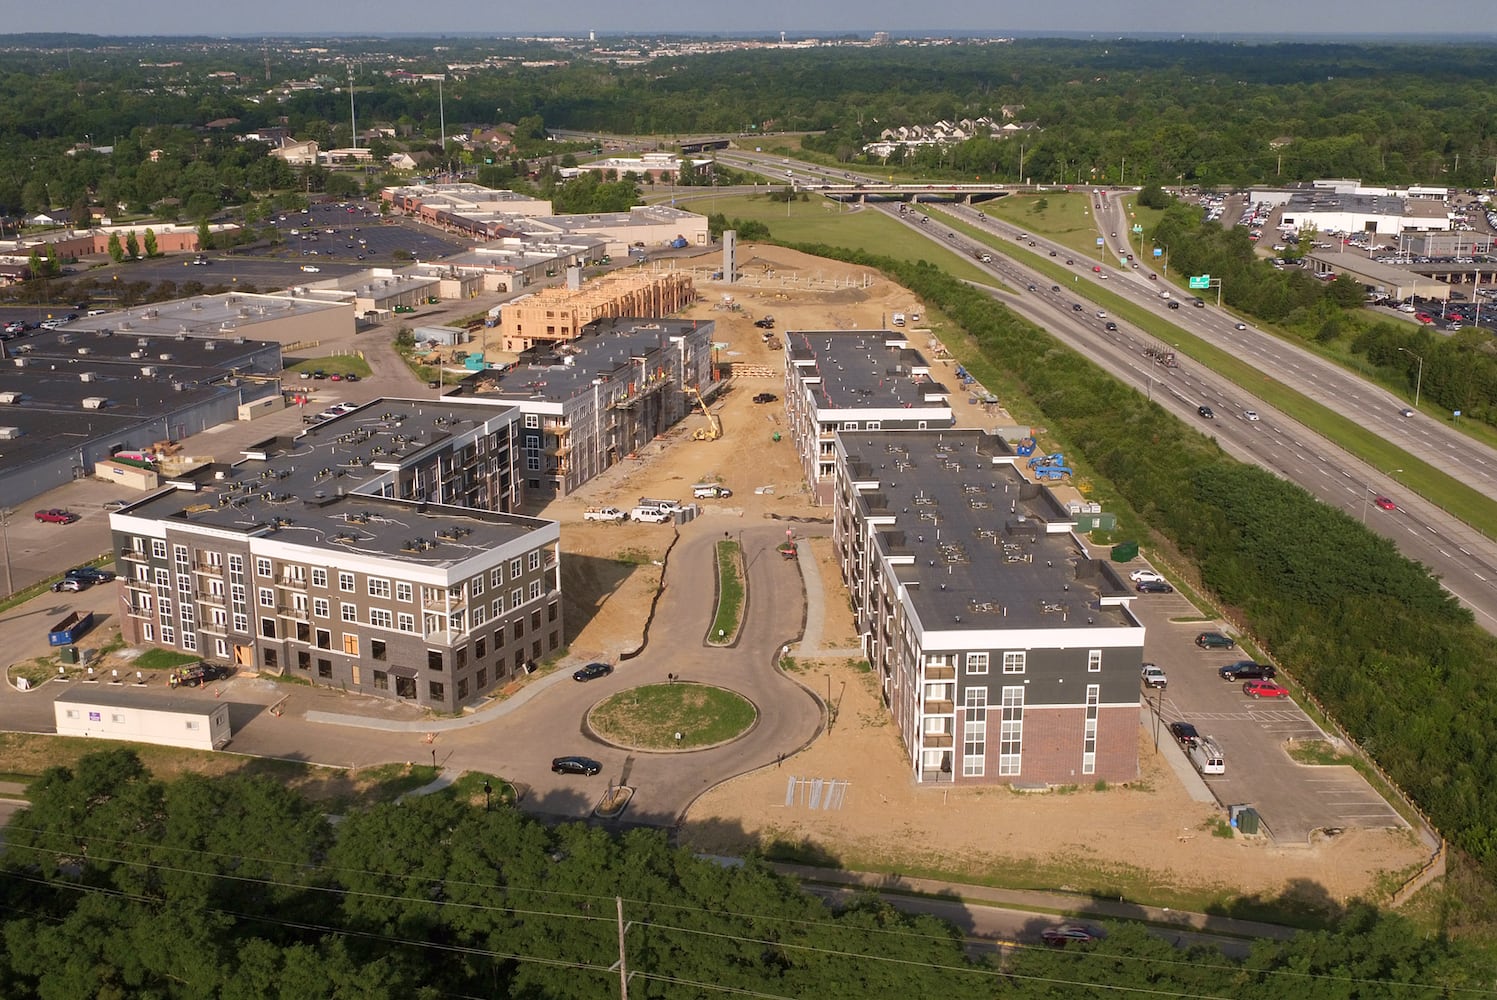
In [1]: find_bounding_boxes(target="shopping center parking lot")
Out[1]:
[1128,586,1407,842]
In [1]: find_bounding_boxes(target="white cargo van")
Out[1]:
[630,506,671,523]
[1187,737,1225,775]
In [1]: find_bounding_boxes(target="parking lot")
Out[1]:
[255,200,472,266]
[1128,587,1407,843]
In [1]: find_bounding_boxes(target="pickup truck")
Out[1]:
[1140,664,1168,689]
[48,610,94,646]
[583,506,627,522]
[34,508,79,524]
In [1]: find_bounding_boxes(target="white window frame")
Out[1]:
[1002,651,1026,674]
[962,688,987,777]
[965,651,989,675]
[367,577,392,599]
[1087,649,1102,673]
[338,572,355,593]
[311,567,328,589]
[396,581,413,603]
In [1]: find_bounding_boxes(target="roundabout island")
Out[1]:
[587,682,758,751]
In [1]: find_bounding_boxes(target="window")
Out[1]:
[476,668,488,690]
[963,688,988,777]
[298,651,311,670]
[369,608,393,629]
[511,588,523,611]
[475,637,487,659]
[429,681,445,702]
[341,603,357,623]
[152,539,168,559]
[528,550,541,572]
[492,625,505,647]
[396,581,413,603]
[371,639,386,661]
[457,678,469,701]
[427,650,444,671]
[313,597,329,619]
[368,578,391,599]
[318,658,333,679]
[524,414,539,429]
[1082,685,1100,776]
[490,567,504,588]
[999,687,1024,776]
[263,648,278,669]
[528,580,542,601]
[1087,650,1102,673]
[232,614,248,634]
[260,618,276,639]
[471,575,484,597]
[1002,651,1026,675]
[342,634,359,657]
[513,618,524,640]
[398,613,416,633]
[510,558,523,580]
[456,646,467,671]
[311,567,328,589]
[316,628,331,650]
[142,623,153,641]
[472,605,486,627]
[258,587,275,608]
[548,602,558,622]
[965,652,989,675]
[373,670,388,691]
[339,572,355,593]
[185,720,200,731]
[160,625,175,645]
[491,596,503,617]
[256,557,272,578]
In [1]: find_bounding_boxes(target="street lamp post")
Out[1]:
[1398,347,1424,409]
[0,507,13,598]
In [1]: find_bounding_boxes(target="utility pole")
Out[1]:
[348,63,357,150]
[438,76,447,177]
[616,897,629,1000]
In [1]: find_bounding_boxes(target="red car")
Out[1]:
[34,508,79,524]
[1092,265,1103,273]
[1415,312,1434,324]
[1374,496,1397,511]
[1242,680,1290,699]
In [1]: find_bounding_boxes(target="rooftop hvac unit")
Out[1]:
[0,392,20,404]
[79,372,96,383]
[0,426,19,440]
[81,396,106,410]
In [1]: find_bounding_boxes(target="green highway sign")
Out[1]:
[1132,224,1143,233]
[1189,275,1211,289]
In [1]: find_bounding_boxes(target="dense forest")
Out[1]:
[0,749,1483,997]
[4,37,1497,220]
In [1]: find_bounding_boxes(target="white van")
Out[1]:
[630,506,671,523]
[693,483,732,499]
[1187,737,1225,775]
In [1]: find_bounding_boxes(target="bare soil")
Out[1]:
[549,243,1428,910]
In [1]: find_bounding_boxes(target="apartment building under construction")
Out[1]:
[498,269,696,352]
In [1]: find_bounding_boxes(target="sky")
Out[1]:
[1,1,1491,39]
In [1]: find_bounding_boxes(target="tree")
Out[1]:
[124,230,140,258]
[197,219,213,251]
[142,227,159,258]
[107,232,124,262]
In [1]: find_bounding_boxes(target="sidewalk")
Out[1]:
[768,862,1299,942]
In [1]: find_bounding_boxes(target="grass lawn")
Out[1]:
[980,191,1113,259]
[709,540,744,645]
[132,648,203,670]
[588,684,756,750]
[286,355,373,378]
[683,192,992,284]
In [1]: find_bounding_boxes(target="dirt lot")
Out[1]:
[542,243,1428,912]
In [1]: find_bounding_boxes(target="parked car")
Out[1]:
[572,662,614,682]
[1195,631,1236,650]
[752,392,778,404]
[102,499,130,512]
[1041,924,1104,947]
[34,508,79,524]
[1136,580,1174,594]
[1374,496,1397,511]
[65,566,116,584]
[1129,569,1164,584]
[175,663,230,687]
[1168,721,1200,748]
[1141,664,1168,689]
[1242,679,1290,699]
[51,578,89,593]
[551,756,603,776]
[1219,661,1276,681]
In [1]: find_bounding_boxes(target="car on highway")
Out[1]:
[1104,321,1118,331]
[65,566,116,584]
[300,265,320,273]
[1242,679,1290,699]
[1129,569,1165,584]
[1072,303,1083,312]
[1399,408,1415,417]
[34,508,79,524]
[51,578,89,593]
[1374,495,1397,511]
[1136,580,1174,594]
[1092,265,1103,273]
[1234,322,1248,330]
[1148,272,1158,280]
[1096,310,1107,318]
[551,756,603,776]
[1065,258,1075,265]
[1197,405,1214,419]
[1243,410,1260,421]
[1041,924,1104,947]
[1168,721,1200,748]
[1051,285,1061,292]
[1048,250,1057,257]
[1195,631,1236,649]
[1027,284,1037,291]
[572,661,614,682]
[1168,300,1181,309]
[1219,661,1276,681]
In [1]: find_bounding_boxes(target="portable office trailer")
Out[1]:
[53,687,232,751]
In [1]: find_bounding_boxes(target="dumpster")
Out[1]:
[1111,540,1139,562]
[59,646,81,665]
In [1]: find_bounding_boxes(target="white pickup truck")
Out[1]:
[583,506,627,522]
[1140,664,1168,690]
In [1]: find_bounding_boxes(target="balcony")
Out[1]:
[196,590,227,608]
[923,699,954,715]
[277,605,310,621]
[275,574,308,590]
[124,604,151,619]
[922,733,954,749]
[422,593,467,613]
[925,664,956,680]
[119,549,149,563]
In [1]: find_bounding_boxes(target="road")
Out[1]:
[874,199,1497,634]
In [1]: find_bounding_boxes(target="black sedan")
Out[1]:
[551,756,603,776]
[572,662,614,682]
[65,566,116,584]
[1136,580,1175,594]
[1168,722,1200,748]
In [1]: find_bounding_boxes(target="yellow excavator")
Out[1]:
[686,385,721,441]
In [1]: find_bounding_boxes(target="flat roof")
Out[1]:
[843,430,1134,631]
[55,685,224,715]
[63,292,348,338]
[470,317,711,405]
[787,330,952,411]
[120,398,548,565]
